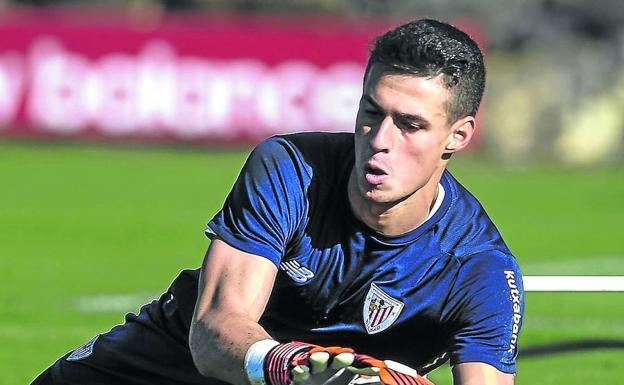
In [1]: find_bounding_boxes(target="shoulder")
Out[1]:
[455,250,522,289]
[257,133,354,193]
[279,132,354,166]
[258,132,353,152]
[437,170,512,258]
[445,249,524,327]
[252,132,353,172]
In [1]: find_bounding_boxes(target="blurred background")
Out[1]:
[1,0,623,164]
[0,1,622,384]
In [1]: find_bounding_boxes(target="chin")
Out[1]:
[364,190,397,204]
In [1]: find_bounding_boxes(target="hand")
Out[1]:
[265,342,356,385]
[291,345,356,385]
[347,354,435,385]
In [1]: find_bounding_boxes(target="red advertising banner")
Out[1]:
[0,8,484,145]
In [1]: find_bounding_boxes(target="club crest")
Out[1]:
[363,283,404,334]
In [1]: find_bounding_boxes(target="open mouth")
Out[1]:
[364,163,387,185]
[366,165,386,175]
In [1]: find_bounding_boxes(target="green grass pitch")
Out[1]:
[1,140,623,384]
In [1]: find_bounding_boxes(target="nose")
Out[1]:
[369,115,394,152]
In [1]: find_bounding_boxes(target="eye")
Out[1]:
[395,119,422,132]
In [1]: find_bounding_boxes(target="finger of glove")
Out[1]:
[330,353,355,370]
[291,365,311,383]
[309,346,355,355]
[295,347,353,370]
[309,352,330,374]
[306,351,353,373]
[346,366,381,376]
[291,365,343,385]
[351,354,386,369]
[292,353,350,385]
[291,351,313,368]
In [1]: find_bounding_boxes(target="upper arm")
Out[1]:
[198,137,309,319]
[445,251,524,375]
[193,238,278,322]
[206,136,310,267]
[452,363,514,385]
[189,137,309,382]
[200,137,311,317]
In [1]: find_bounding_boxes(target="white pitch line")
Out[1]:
[73,292,160,313]
[524,276,624,292]
[72,275,624,313]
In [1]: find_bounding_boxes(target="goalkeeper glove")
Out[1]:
[264,341,356,385]
[347,354,435,385]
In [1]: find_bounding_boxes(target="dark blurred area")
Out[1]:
[3,0,624,165]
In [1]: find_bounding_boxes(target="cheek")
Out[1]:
[410,132,449,156]
[405,138,437,159]
[398,137,444,172]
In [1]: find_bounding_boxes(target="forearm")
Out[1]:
[190,239,280,384]
[189,309,273,385]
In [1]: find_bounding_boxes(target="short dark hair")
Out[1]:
[366,19,486,124]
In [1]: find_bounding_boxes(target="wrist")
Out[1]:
[245,339,280,385]
[264,341,312,385]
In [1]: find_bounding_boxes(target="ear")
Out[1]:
[445,116,475,154]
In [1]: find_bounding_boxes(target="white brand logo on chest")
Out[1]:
[363,283,404,334]
[67,335,99,361]
[280,260,314,283]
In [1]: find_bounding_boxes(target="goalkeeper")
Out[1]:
[32,19,523,385]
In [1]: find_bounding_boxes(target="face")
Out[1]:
[351,64,472,206]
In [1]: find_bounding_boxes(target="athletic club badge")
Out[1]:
[363,283,404,334]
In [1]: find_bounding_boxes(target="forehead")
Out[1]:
[363,64,450,118]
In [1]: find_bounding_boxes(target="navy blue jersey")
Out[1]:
[207,132,524,374]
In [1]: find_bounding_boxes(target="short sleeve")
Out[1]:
[206,136,311,267]
[443,250,524,374]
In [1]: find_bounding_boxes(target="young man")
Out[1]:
[33,19,524,385]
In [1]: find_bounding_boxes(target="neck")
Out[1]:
[348,167,445,237]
